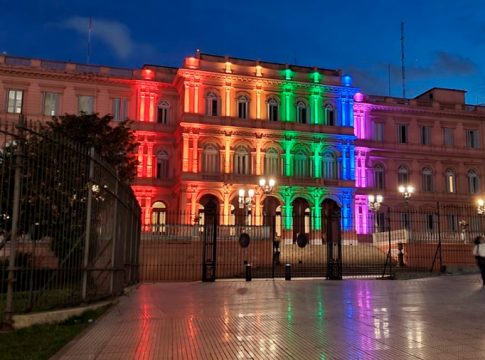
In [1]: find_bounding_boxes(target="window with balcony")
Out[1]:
[78,95,94,114]
[468,170,480,194]
[43,92,59,116]
[422,167,433,192]
[374,164,385,190]
[443,127,454,147]
[397,124,408,144]
[322,152,337,180]
[397,165,409,185]
[157,100,170,124]
[156,150,169,179]
[7,89,23,114]
[264,148,279,176]
[296,101,307,124]
[234,146,250,175]
[294,150,309,177]
[112,97,128,121]
[202,144,219,174]
[206,92,219,116]
[237,96,249,119]
[268,97,279,121]
[324,104,335,126]
[466,129,480,149]
[373,122,384,142]
[420,126,431,145]
[445,169,456,193]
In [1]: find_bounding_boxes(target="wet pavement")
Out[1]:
[55,274,485,359]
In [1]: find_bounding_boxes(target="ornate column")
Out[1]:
[309,188,324,244]
[256,137,263,176]
[225,84,231,117]
[146,142,154,178]
[184,83,190,113]
[256,89,262,119]
[137,141,144,177]
[194,84,200,114]
[190,186,198,223]
[192,135,199,173]
[139,91,146,121]
[182,133,190,172]
[281,186,294,244]
[223,184,230,225]
[254,190,262,226]
[224,133,232,174]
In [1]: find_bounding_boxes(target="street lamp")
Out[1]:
[238,188,255,210]
[368,194,383,212]
[259,177,276,194]
[477,198,485,215]
[398,185,415,200]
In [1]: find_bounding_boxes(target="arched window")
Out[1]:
[202,144,219,173]
[156,150,169,179]
[296,101,307,124]
[294,150,309,177]
[268,97,279,122]
[422,167,433,192]
[445,169,456,193]
[206,92,219,116]
[397,165,409,185]
[322,151,337,179]
[237,96,249,119]
[264,147,279,176]
[234,146,250,175]
[157,100,170,124]
[374,164,385,190]
[324,104,335,126]
[151,201,166,233]
[468,170,480,194]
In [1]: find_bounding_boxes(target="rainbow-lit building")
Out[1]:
[1,52,485,242]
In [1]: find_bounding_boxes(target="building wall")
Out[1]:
[1,54,484,240]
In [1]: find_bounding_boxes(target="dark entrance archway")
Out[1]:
[321,199,342,279]
[292,197,310,243]
[199,194,219,281]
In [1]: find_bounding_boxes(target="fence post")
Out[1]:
[430,202,443,273]
[82,147,95,302]
[4,115,25,327]
[110,175,119,294]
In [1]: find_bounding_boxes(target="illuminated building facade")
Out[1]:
[1,53,484,241]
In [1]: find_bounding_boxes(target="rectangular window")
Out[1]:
[238,101,247,119]
[211,99,218,116]
[78,95,94,114]
[373,122,384,142]
[420,126,431,145]
[466,129,480,149]
[269,104,278,121]
[443,128,454,147]
[425,214,435,231]
[112,98,128,121]
[7,89,23,114]
[376,212,386,232]
[43,92,59,116]
[397,124,407,144]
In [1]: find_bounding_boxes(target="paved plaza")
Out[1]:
[55,275,485,359]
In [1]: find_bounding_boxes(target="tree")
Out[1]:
[45,113,138,183]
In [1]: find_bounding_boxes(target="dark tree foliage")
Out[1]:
[0,114,138,268]
[45,113,138,183]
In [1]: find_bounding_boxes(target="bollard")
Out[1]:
[245,263,252,281]
[285,263,291,280]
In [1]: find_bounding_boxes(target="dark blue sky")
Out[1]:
[2,0,485,103]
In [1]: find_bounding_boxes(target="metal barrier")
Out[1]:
[0,117,141,326]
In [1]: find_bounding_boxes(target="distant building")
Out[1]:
[1,53,484,241]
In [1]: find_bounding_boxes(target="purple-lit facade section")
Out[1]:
[353,94,370,234]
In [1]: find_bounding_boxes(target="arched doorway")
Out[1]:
[321,199,342,279]
[151,201,167,233]
[292,197,310,242]
[198,194,219,226]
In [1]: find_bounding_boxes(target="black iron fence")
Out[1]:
[0,117,141,326]
[140,204,479,282]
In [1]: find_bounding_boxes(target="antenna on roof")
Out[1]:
[87,17,93,64]
[388,64,391,96]
[401,21,406,98]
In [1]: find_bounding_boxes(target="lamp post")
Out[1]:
[477,198,485,237]
[259,177,276,195]
[368,194,383,232]
[398,184,415,200]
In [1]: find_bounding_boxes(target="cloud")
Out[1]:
[58,16,135,60]
[386,51,478,80]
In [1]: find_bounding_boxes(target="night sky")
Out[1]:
[2,0,485,103]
